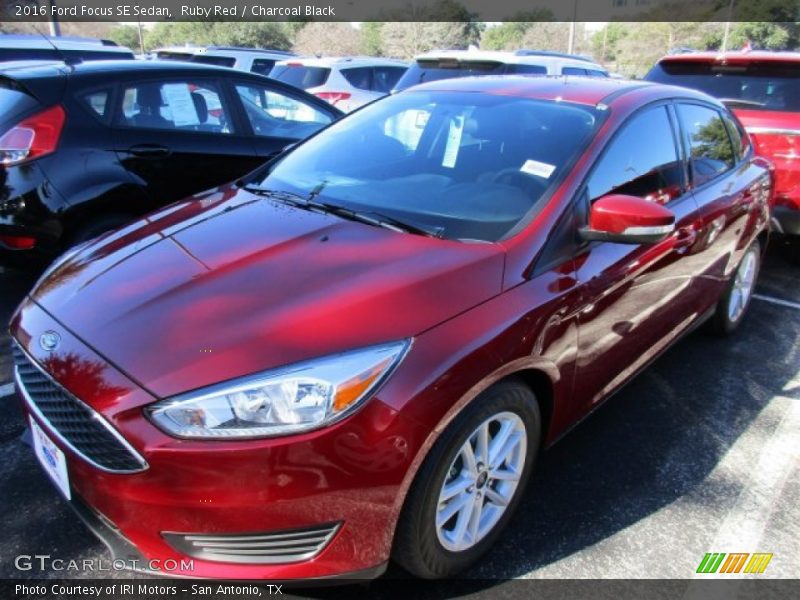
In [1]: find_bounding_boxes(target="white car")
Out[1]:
[269,57,408,112]
[153,45,296,76]
[393,49,609,91]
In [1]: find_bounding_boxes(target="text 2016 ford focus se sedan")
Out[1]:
[10,76,771,580]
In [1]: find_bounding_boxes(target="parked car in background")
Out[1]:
[270,57,408,112]
[0,34,134,63]
[646,51,800,260]
[10,76,770,581]
[153,45,296,76]
[0,60,341,267]
[392,49,608,92]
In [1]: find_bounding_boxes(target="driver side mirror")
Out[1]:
[579,194,675,245]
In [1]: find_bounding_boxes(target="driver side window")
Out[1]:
[587,105,683,205]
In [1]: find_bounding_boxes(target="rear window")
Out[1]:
[191,55,236,68]
[155,51,194,61]
[270,65,331,89]
[646,61,800,112]
[0,81,38,128]
[393,60,546,92]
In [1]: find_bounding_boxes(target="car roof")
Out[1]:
[0,36,128,52]
[0,59,265,89]
[275,56,408,68]
[405,75,714,108]
[412,49,606,71]
[155,46,295,58]
[658,50,800,65]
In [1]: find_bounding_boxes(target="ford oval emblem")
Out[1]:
[39,331,61,352]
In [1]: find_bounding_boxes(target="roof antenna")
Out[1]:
[32,22,81,67]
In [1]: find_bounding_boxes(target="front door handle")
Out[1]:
[128,144,171,158]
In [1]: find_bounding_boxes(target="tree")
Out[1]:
[361,22,384,56]
[108,25,141,53]
[380,22,478,58]
[727,22,794,50]
[481,11,556,51]
[292,22,363,56]
[144,22,292,52]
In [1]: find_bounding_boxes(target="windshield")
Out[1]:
[646,62,800,112]
[258,90,600,242]
[393,61,547,92]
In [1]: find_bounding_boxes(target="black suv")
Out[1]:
[0,60,341,267]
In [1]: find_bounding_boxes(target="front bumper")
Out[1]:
[11,300,424,580]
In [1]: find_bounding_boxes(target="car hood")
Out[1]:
[31,186,504,398]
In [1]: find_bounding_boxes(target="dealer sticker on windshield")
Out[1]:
[520,159,556,179]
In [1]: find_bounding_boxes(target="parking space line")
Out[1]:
[0,383,14,399]
[753,293,800,311]
[683,369,800,592]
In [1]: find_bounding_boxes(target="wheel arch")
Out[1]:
[388,361,558,552]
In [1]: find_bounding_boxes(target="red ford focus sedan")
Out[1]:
[10,76,771,580]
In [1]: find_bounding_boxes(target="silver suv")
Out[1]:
[153,46,296,76]
[393,49,608,91]
[270,57,408,112]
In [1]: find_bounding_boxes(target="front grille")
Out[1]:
[163,523,341,564]
[13,343,147,473]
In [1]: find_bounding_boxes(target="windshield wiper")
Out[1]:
[307,198,444,238]
[244,186,444,238]
[242,185,310,208]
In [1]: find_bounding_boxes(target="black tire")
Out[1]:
[68,214,133,248]
[392,379,541,579]
[786,236,800,266]
[711,239,761,335]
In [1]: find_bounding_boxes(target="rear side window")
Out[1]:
[270,65,331,89]
[506,64,547,75]
[341,67,372,91]
[372,67,406,92]
[251,59,276,76]
[677,104,735,187]
[191,55,236,68]
[588,105,683,205]
[562,67,588,76]
[723,113,749,161]
[119,81,232,134]
[81,89,111,119]
[646,62,800,112]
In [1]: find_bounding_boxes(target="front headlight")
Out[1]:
[147,341,410,439]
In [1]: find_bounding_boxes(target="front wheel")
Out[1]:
[392,379,540,578]
[711,240,761,335]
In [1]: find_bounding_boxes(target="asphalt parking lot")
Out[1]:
[0,241,797,587]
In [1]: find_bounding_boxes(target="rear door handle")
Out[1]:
[128,144,170,158]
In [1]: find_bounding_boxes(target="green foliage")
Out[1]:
[728,22,795,50]
[108,25,141,53]
[143,22,292,52]
[361,22,384,56]
[481,10,555,51]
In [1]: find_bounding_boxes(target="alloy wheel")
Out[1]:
[435,411,527,552]
[727,247,758,322]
